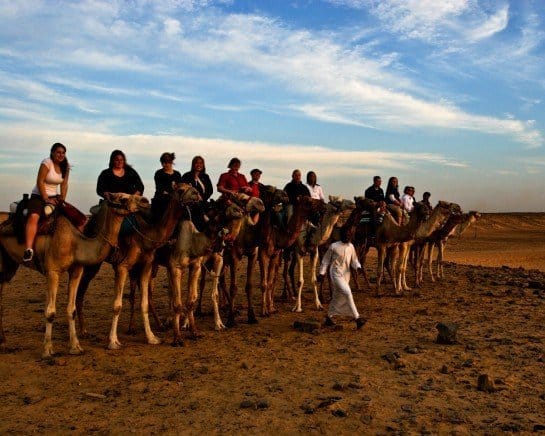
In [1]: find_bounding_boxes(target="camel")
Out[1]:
[151,199,246,345]
[318,196,376,301]
[217,192,266,326]
[421,210,481,282]
[259,196,327,317]
[375,201,459,295]
[0,193,149,357]
[286,197,356,313]
[395,201,461,293]
[75,183,201,349]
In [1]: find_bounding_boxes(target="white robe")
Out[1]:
[319,241,361,319]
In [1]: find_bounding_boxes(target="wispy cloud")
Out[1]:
[465,4,509,41]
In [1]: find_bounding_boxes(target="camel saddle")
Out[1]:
[0,199,87,243]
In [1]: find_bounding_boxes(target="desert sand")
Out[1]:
[1,213,544,434]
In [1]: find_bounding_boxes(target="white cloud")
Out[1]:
[466,4,509,41]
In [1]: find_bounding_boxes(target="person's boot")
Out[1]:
[355,317,367,330]
[324,316,335,327]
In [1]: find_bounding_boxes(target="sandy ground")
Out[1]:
[1,213,544,434]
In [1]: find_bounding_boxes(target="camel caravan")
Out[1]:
[0,145,481,357]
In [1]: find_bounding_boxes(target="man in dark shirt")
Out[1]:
[364,176,385,203]
[283,169,311,205]
[283,169,311,229]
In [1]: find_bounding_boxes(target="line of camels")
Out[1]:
[0,184,480,357]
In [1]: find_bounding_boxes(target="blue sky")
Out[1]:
[0,0,543,212]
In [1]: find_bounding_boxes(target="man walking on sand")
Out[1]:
[318,227,366,330]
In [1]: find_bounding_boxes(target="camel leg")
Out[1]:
[376,246,387,296]
[269,254,283,313]
[43,271,60,358]
[108,267,129,350]
[437,242,445,279]
[127,272,138,335]
[245,249,258,324]
[196,264,206,316]
[400,244,412,293]
[359,245,372,289]
[185,261,202,338]
[292,252,304,313]
[226,258,238,328]
[210,254,226,331]
[259,255,269,317]
[76,262,101,338]
[67,266,84,355]
[140,260,161,345]
[309,248,324,310]
[427,244,436,282]
[0,282,5,348]
[169,264,185,346]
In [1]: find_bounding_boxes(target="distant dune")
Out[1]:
[442,212,545,271]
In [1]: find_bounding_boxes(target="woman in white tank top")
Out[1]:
[23,143,70,262]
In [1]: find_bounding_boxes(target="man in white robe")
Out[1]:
[318,228,366,330]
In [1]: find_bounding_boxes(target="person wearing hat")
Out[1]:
[248,168,265,198]
[217,157,252,196]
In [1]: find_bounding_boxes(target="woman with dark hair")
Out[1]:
[385,176,403,225]
[96,149,144,200]
[180,155,213,201]
[181,155,213,231]
[23,143,70,262]
[305,171,325,202]
[152,152,182,217]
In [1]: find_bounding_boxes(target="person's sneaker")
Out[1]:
[324,316,335,327]
[355,317,367,330]
[22,248,34,262]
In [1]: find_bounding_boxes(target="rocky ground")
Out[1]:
[1,213,544,434]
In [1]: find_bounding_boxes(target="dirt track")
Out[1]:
[1,213,545,434]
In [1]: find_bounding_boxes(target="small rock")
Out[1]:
[347,382,363,389]
[404,345,421,354]
[197,366,209,375]
[362,395,372,402]
[381,351,401,364]
[332,382,345,391]
[439,365,449,374]
[300,402,314,414]
[477,374,496,393]
[360,414,373,424]
[436,322,458,344]
[401,404,413,412]
[317,396,342,409]
[394,359,407,369]
[293,319,322,333]
[239,400,254,409]
[332,408,347,417]
[533,424,545,431]
[461,359,473,368]
[240,361,249,370]
[256,399,269,409]
[104,389,121,398]
[85,392,106,400]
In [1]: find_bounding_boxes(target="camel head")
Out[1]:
[245,197,265,215]
[173,183,201,204]
[468,210,481,222]
[261,186,289,212]
[107,193,150,214]
[298,197,328,225]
